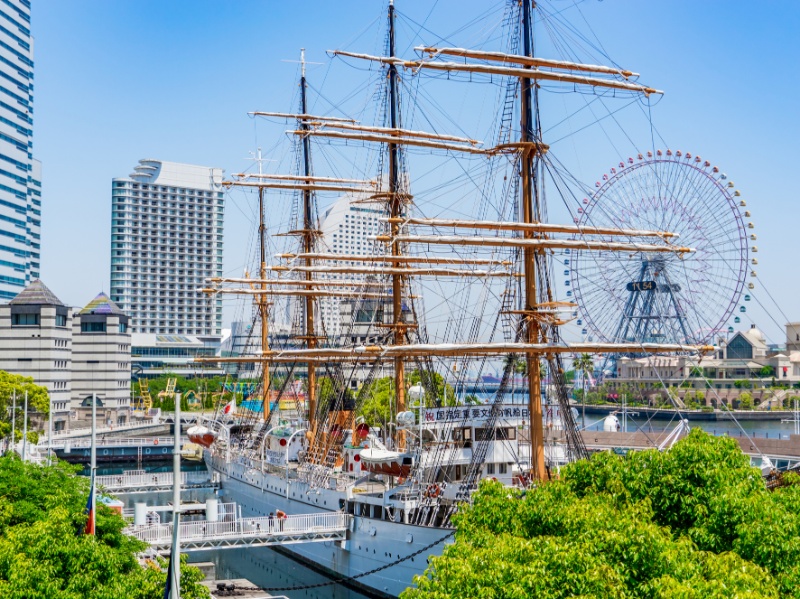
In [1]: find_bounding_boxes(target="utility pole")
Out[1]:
[90,392,96,536]
[10,390,15,453]
[171,392,182,597]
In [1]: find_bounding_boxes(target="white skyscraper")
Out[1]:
[317,194,385,339]
[110,159,224,337]
[0,2,40,300]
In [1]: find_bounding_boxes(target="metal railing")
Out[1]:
[127,512,350,552]
[40,418,162,441]
[96,470,212,491]
[48,437,175,449]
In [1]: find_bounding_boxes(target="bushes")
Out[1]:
[404,430,798,598]
[0,456,209,599]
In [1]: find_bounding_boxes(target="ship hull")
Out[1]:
[206,452,450,597]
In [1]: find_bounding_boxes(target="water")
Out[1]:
[583,412,799,440]
[192,547,372,599]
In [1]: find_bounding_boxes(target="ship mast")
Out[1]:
[520,0,547,480]
[257,149,270,422]
[299,49,318,434]
[197,2,710,497]
[387,0,407,449]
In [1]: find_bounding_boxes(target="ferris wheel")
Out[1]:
[570,150,754,346]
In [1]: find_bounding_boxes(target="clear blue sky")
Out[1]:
[32,1,800,345]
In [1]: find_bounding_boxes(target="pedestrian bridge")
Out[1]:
[126,512,350,552]
[96,470,218,493]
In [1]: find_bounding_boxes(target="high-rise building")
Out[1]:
[110,159,224,337]
[0,2,40,300]
[317,194,384,339]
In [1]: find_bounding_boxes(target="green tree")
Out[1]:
[358,377,393,429]
[0,455,209,598]
[408,370,457,407]
[357,370,459,429]
[758,366,775,378]
[0,371,50,440]
[403,430,800,598]
[739,392,754,410]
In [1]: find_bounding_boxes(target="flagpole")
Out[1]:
[48,395,52,465]
[90,391,96,536]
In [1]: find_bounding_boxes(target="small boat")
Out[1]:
[186,424,217,448]
[359,447,414,477]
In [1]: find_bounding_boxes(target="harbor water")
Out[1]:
[582,412,800,440]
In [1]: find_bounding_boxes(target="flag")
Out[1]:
[162,545,174,599]
[222,399,236,415]
[83,473,95,535]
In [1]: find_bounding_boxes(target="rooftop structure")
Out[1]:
[131,332,224,378]
[71,292,131,426]
[0,280,71,432]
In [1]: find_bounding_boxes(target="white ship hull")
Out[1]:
[206,451,452,598]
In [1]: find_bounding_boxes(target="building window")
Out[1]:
[55,314,67,327]
[119,322,128,333]
[12,313,39,326]
[81,322,106,333]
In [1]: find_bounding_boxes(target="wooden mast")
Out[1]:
[520,0,547,481]
[299,49,318,435]
[388,0,406,450]
[257,152,270,423]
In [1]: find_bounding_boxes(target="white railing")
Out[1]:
[96,470,212,490]
[41,418,162,441]
[127,512,349,547]
[48,437,175,450]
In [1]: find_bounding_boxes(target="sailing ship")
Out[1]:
[196,2,709,596]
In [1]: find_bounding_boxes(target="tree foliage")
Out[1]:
[0,455,209,598]
[357,371,458,428]
[138,373,236,411]
[403,430,800,598]
[0,371,50,440]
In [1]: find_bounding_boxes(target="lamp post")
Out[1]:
[260,425,282,471]
[408,384,425,453]
[169,391,182,598]
[285,428,306,498]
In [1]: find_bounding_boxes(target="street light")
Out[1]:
[285,428,306,498]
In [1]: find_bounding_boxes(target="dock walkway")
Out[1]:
[127,512,350,553]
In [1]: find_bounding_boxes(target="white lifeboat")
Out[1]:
[186,425,217,448]
[359,448,414,477]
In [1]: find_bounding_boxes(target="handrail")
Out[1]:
[127,512,349,545]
